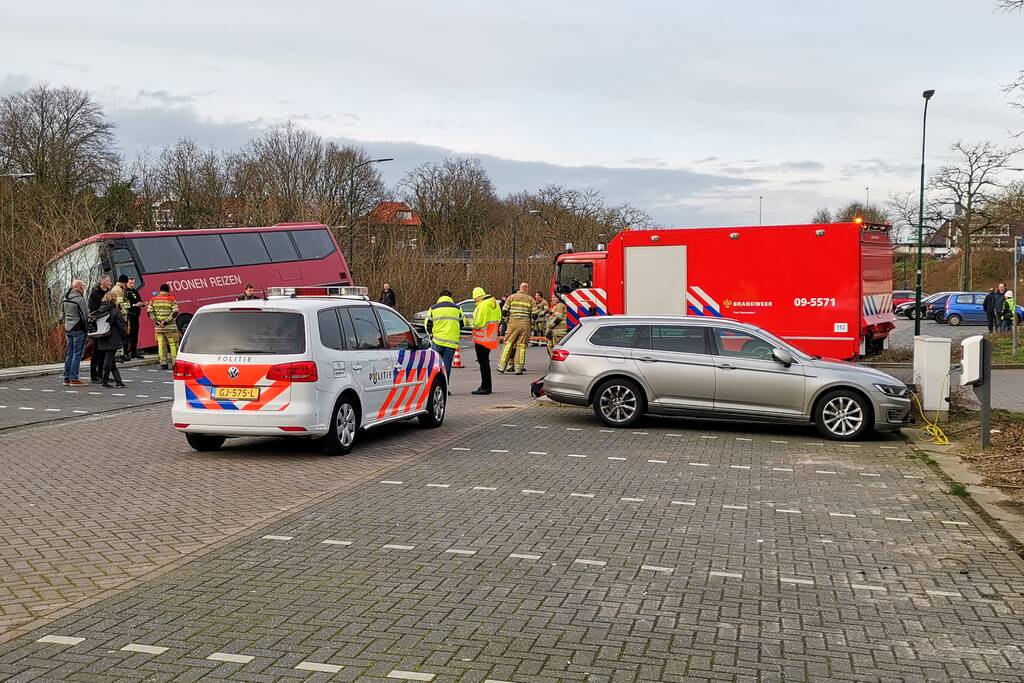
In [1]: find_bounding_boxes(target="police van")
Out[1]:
[171,286,447,455]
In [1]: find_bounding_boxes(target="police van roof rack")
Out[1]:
[266,286,370,300]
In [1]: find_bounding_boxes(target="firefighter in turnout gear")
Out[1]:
[499,282,533,374]
[148,283,179,369]
[424,290,465,378]
[546,293,568,354]
[470,286,502,395]
[531,291,549,344]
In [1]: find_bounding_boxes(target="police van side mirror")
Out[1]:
[418,334,431,350]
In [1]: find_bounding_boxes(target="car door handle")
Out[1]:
[638,356,658,363]
[719,364,736,370]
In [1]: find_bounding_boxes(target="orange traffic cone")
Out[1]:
[452,347,463,368]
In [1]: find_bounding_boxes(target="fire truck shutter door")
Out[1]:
[625,245,687,315]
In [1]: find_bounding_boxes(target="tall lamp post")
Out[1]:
[914,89,935,336]
[347,157,393,278]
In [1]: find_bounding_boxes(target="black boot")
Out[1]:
[471,388,491,395]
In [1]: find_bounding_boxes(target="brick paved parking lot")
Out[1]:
[3,360,1024,681]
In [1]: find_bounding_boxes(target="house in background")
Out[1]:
[365,201,422,249]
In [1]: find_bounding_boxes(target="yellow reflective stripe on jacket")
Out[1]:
[472,297,501,349]
[505,293,534,320]
[426,298,463,349]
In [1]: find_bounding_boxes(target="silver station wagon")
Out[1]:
[543,316,912,441]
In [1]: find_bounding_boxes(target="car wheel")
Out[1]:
[946,314,962,326]
[185,433,225,451]
[322,394,359,456]
[934,312,946,324]
[814,389,872,441]
[593,377,644,428]
[418,378,447,428]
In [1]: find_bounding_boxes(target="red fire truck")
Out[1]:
[551,221,895,360]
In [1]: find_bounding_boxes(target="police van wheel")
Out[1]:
[418,379,447,428]
[322,395,359,456]
[185,433,225,452]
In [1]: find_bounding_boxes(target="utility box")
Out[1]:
[913,336,951,419]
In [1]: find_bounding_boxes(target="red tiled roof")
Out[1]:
[367,201,422,226]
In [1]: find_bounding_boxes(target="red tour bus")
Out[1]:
[45,223,352,349]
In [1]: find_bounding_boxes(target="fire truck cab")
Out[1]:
[552,222,895,361]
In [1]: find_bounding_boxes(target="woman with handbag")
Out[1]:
[93,291,127,388]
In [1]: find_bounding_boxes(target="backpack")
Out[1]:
[87,313,111,339]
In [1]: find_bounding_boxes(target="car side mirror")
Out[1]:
[418,334,431,351]
[772,348,793,367]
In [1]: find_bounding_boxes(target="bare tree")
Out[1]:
[810,207,833,224]
[0,85,118,197]
[809,202,890,225]
[930,140,1023,289]
[401,158,499,252]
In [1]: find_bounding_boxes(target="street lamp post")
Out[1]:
[758,195,763,225]
[914,89,935,336]
[347,157,393,278]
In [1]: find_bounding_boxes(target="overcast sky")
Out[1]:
[2,0,1022,227]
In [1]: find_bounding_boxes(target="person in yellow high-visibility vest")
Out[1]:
[147,283,179,369]
[470,286,501,395]
[499,282,534,374]
[424,289,465,378]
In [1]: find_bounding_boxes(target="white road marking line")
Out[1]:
[509,553,541,560]
[665,433,683,437]
[72,410,88,414]
[885,517,912,522]
[380,480,403,485]
[452,447,471,451]
[860,473,881,477]
[320,540,353,546]
[64,390,78,394]
[770,440,788,444]
[88,391,101,395]
[296,661,344,673]
[159,396,172,399]
[121,643,168,655]
[730,465,751,469]
[45,408,61,412]
[382,544,415,550]
[445,548,477,555]
[880,446,898,450]
[500,423,518,427]
[18,407,33,410]
[689,462,710,467]
[41,389,55,393]
[567,453,587,458]
[599,429,615,433]
[904,475,925,479]
[809,443,825,446]
[816,470,837,474]
[0,405,6,409]
[262,535,293,541]
[36,635,84,646]
[574,559,607,566]
[533,425,548,429]
[776,509,802,514]
[472,486,497,491]
[426,484,450,488]
[671,500,696,506]
[490,449,509,453]
[736,437,752,441]
[830,512,856,518]
[820,538,835,543]
[521,489,545,494]
[632,431,649,435]
[723,505,747,510]
[142,380,154,383]
[941,520,969,526]
[709,571,743,579]
[570,493,595,498]
[608,456,627,461]
[135,395,149,398]
[484,680,516,683]
[528,451,548,455]
[648,459,667,464]
[112,393,125,397]
[843,444,861,448]
[641,565,674,573]
[208,652,254,664]
[566,427,582,431]
[851,583,887,592]
[387,671,435,681]
[926,589,961,598]
[780,577,814,585]
[700,435,717,439]
[18,388,32,391]
[620,497,644,502]
[772,467,794,472]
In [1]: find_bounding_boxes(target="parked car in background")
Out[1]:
[542,315,912,441]
[410,299,476,335]
[925,293,954,322]
[896,291,947,319]
[891,290,918,308]
[943,292,988,326]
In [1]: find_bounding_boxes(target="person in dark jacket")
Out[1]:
[62,279,90,385]
[120,276,145,360]
[237,283,258,300]
[983,288,997,333]
[88,275,112,383]
[94,291,127,388]
[379,283,396,308]
[993,283,1008,333]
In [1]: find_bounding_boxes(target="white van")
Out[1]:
[171,287,447,455]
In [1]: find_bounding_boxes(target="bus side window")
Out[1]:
[262,231,299,262]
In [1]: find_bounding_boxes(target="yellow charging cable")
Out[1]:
[908,373,950,446]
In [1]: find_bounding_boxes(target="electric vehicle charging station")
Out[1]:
[961,335,992,449]
[913,336,951,420]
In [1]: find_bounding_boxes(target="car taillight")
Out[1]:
[172,360,204,380]
[550,349,570,362]
[266,361,319,382]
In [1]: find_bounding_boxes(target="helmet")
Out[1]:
[472,286,486,299]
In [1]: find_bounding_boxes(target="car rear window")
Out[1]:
[588,325,641,348]
[180,311,306,354]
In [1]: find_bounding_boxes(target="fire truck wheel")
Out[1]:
[814,389,872,441]
[321,394,359,456]
[185,433,225,451]
[593,377,645,428]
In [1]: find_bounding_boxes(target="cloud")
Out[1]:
[0,73,32,97]
[714,160,827,176]
[840,157,918,178]
[135,89,199,107]
[48,61,90,74]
